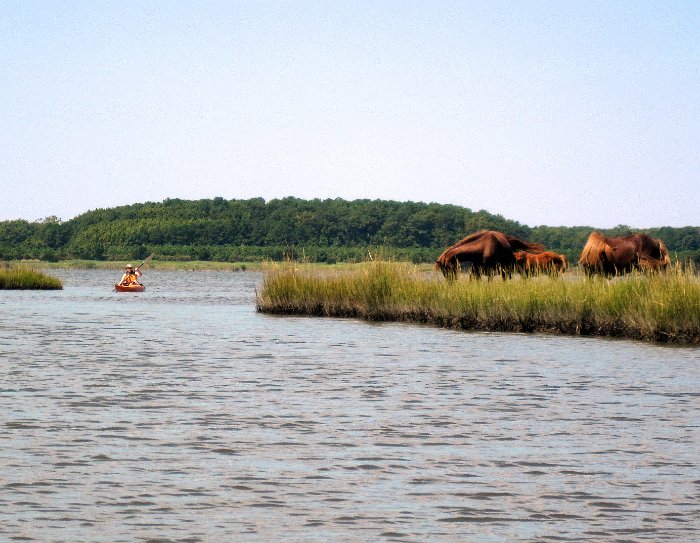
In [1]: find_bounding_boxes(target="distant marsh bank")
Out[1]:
[14,259,261,272]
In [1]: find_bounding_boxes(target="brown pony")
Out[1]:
[515,251,568,277]
[436,230,545,280]
[578,232,671,276]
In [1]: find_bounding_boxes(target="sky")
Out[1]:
[1,1,698,228]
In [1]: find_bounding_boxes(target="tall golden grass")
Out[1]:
[0,264,63,290]
[256,261,700,344]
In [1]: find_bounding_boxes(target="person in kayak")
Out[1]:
[119,264,142,286]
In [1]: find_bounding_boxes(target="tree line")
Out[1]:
[1,197,698,265]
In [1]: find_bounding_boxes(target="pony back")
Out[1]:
[504,234,545,253]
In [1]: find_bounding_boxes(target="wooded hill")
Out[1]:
[1,197,698,265]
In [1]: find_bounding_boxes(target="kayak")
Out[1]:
[114,283,145,292]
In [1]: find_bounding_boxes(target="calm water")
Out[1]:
[1,269,698,542]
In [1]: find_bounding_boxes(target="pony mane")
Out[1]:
[503,234,544,253]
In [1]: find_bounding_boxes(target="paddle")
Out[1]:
[135,253,154,272]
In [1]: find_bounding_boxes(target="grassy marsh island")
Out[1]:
[0,264,63,290]
[256,261,700,344]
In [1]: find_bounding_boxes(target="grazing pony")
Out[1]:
[515,251,568,277]
[578,232,670,276]
[435,230,545,280]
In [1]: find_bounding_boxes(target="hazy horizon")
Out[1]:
[2,2,698,228]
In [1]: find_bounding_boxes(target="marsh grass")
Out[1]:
[0,263,63,290]
[257,261,700,344]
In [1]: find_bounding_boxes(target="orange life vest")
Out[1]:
[121,271,140,285]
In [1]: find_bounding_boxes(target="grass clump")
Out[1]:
[257,261,700,344]
[0,264,63,290]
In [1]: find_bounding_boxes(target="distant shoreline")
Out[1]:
[3,198,698,267]
[15,259,428,273]
[13,259,263,272]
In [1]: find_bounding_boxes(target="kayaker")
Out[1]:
[119,264,142,286]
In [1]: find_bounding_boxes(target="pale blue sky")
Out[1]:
[1,1,698,227]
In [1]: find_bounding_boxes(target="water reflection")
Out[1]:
[0,270,698,542]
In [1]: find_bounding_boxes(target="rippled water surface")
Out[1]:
[1,270,699,542]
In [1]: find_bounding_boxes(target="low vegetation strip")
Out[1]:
[0,266,63,290]
[256,262,700,344]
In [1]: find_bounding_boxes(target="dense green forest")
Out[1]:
[1,197,698,265]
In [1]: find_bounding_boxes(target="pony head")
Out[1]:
[658,240,671,269]
[435,256,458,279]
